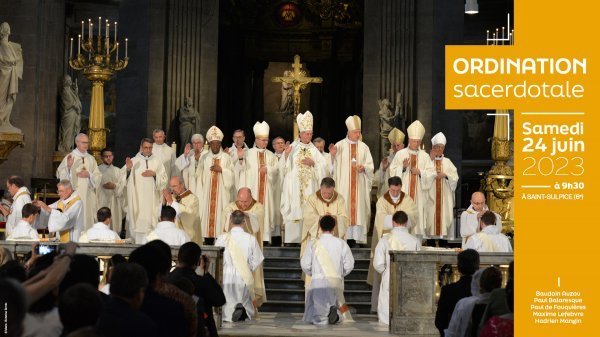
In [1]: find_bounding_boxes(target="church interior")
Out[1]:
[0,0,515,336]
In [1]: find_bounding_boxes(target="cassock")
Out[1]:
[38,192,84,242]
[460,205,502,248]
[234,145,279,242]
[301,234,355,325]
[280,140,328,243]
[169,190,202,245]
[301,191,348,258]
[78,222,121,242]
[389,147,433,236]
[423,156,459,238]
[97,163,125,232]
[373,227,421,325]
[332,136,374,243]
[146,220,191,246]
[463,226,513,253]
[222,200,267,307]
[152,143,176,178]
[215,227,264,322]
[57,149,102,231]
[121,153,168,243]
[5,186,31,236]
[199,149,234,239]
[6,220,38,240]
[175,152,205,195]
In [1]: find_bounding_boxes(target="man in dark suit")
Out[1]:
[434,249,480,337]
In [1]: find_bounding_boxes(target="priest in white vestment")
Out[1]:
[222,188,267,307]
[373,211,421,325]
[34,180,84,242]
[234,121,279,244]
[329,115,374,246]
[216,210,264,322]
[226,129,250,162]
[6,203,39,241]
[152,129,177,178]
[313,137,333,177]
[280,111,328,245]
[56,133,102,231]
[175,133,205,196]
[373,128,405,199]
[270,136,286,244]
[146,205,191,246]
[1,175,32,236]
[301,177,348,258]
[367,176,418,310]
[389,120,434,236]
[460,191,502,247]
[97,148,125,232]
[162,176,201,244]
[302,215,355,325]
[78,207,121,242]
[423,132,459,238]
[121,138,168,243]
[464,211,512,253]
[199,126,235,244]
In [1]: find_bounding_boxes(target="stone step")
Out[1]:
[267,288,373,303]
[264,278,372,291]
[259,300,373,315]
[263,247,372,259]
[264,257,371,269]
[263,267,369,280]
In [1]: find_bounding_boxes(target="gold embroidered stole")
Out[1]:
[57,196,81,242]
[208,158,220,237]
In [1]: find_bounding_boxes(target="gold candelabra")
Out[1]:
[68,17,128,162]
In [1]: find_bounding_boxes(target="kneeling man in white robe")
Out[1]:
[464,211,512,253]
[302,215,355,325]
[34,180,84,242]
[6,203,39,241]
[373,211,421,325]
[78,207,122,242]
[146,205,191,246]
[216,210,264,322]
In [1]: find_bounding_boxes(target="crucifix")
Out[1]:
[272,54,323,138]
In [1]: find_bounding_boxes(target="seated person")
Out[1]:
[464,211,512,253]
[79,207,121,242]
[145,206,191,246]
[6,203,39,241]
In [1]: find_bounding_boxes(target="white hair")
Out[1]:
[191,134,204,143]
[57,179,73,190]
[75,133,88,142]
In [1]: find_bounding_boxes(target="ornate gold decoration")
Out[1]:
[0,133,24,164]
[69,18,128,162]
[272,55,322,138]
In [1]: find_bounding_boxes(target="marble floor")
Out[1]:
[219,312,393,337]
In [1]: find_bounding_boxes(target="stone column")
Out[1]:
[0,0,65,182]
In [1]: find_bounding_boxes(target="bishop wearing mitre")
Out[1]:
[329,116,374,247]
[199,126,235,244]
[280,111,328,245]
[423,132,459,238]
[234,121,279,244]
[374,128,405,199]
[389,120,433,236]
[175,133,205,195]
[56,133,101,231]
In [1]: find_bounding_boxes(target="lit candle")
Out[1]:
[78,34,81,54]
[486,30,489,45]
[81,20,84,37]
[114,22,117,41]
[502,27,505,45]
[125,38,128,58]
[90,23,93,45]
[70,37,73,58]
[98,17,102,39]
[106,19,109,41]
[116,42,119,61]
[495,28,498,45]
[88,19,91,41]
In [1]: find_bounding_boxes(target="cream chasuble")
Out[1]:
[423,156,459,238]
[175,152,205,196]
[301,191,348,258]
[199,150,234,239]
[170,190,201,245]
[97,163,125,231]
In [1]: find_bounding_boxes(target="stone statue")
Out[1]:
[378,93,406,157]
[279,70,294,117]
[57,74,82,153]
[178,96,201,146]
[0,22,24,133]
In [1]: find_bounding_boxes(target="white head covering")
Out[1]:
[431,132,447,146]
[297,111,314,132]
[253,121,270,138]
[344,115,361,131]
[407,120,426,140]
[388,128,405,144]
[206,126,224,142]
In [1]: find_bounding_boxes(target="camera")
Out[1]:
[36,244,60,255]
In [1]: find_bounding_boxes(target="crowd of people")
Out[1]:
[1,111,514,335]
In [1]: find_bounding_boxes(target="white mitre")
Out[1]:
[253,121,270,138]
[407,120,426,140]
[297,111,314,132]
[388,127,405,145]
[431,132,447,146]
[206,126,224,142]
[345,115,361,131]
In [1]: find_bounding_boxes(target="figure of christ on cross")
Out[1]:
[272,54,323,138]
